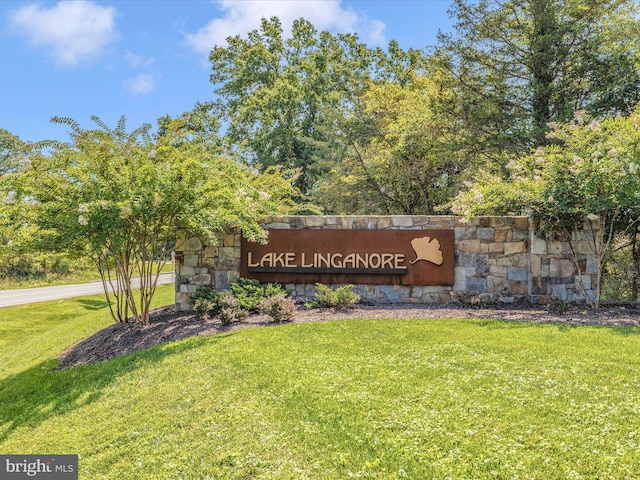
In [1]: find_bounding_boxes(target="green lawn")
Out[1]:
[0,262,175,290]
[1,290,639,479]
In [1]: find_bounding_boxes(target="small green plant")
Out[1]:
[190,285,221,305]
[258,294,296,322]
[314,283,360,309]
[547,295,572,315]
[218,293,248,325]
[229,278,289,311]
[193,298,217,321]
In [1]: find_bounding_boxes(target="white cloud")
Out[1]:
[186,0,386,55]
[10,0,118,66]
[123,73,155,94]
[125,50,155,69]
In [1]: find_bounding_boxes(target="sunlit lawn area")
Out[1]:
[1,287,639,479]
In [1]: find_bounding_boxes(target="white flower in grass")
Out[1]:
[78,203,88,213]
[629,162,639,174]
[258,191,271,201]
[78,215,88,225]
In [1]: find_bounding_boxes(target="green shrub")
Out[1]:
[547,295,572,315]
[314,283,360,309]
[258,294,296,322]
[218,293,248,325]
[193,298,217,321]
[229,278,289,311]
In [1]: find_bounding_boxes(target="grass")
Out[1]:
[1,294,639,479]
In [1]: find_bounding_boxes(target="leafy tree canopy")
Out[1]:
[1,115,300,324]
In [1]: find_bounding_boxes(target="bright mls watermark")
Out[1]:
[0,455,78,479]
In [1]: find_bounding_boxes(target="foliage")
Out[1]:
[454,108,640,305]
[1,116,300,325]
[547,295,572,315]
[217,293,247,325]
[439,0,640,150]
[0,128,27,175]
[258,294,296,322]
[2,309,640,478]
[229,277,290,311]
[193,298,218,321]
[315,70,469,214]
[314,283,360,309]
[209,17,427,196]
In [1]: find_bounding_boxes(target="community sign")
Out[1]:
[240,229,454,285]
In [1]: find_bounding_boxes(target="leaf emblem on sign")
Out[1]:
[410,236,444,265]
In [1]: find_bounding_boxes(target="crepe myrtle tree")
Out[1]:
[453,108,640,307]
[2,115,300,325]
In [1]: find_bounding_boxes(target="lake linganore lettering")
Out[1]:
[240,229,454,286]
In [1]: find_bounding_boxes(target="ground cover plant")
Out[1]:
[1,291,639,479]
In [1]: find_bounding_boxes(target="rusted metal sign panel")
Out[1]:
[240,229,454,285]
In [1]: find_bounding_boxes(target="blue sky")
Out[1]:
[1,0,454,143]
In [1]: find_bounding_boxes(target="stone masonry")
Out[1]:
[174,216,599,310]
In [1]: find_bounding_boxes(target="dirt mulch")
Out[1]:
[57,302,640,370]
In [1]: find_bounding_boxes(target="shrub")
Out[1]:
[229,277,289,311]
[547,295,572,315]
[218,293,248,325]
[193,298,217,321]
[314,283,360,309]
[258,294,296,322]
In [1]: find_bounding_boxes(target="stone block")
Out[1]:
[576,275,591,290]
[494,229,509,243]
[530,235,547,255]
[489,265,507,277]
[509,281,528,295]
[490,217,506,227]
[586,255,598,274]
[513,228,529,241]
[504,241,527,255]
[265,222,290,229]
[477,228,495,240]
[514,217,529,228]
[547,242,563,254]
[223,234,235,247]
[380,285,403,303]
[550,259,574,277]
[455,227,475,240]
[178,266,196,277]
[454,267,467,291]
[487,275,507,293]
[391,216,414,227]
[488,242,504,253]
[577,240,594,254]
[377,217,392,229]
[508,267,528,281]
[215,271,229,289]
[204,246,219,257]
[467,277,487,293]
[185,237,202,251]
[551,284,567,299]
[191,274,212,286]
[220,247,241,260]
[531,255,541,277]
[179,284,197,293]
[183,254,199,268]
[457,239,482,253]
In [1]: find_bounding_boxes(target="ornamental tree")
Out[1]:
[2,116,299,325]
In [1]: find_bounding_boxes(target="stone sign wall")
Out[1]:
[174,215,599,311]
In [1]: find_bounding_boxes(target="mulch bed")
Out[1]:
[57,302,640,370]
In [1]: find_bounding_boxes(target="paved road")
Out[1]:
[0,273,174,308]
